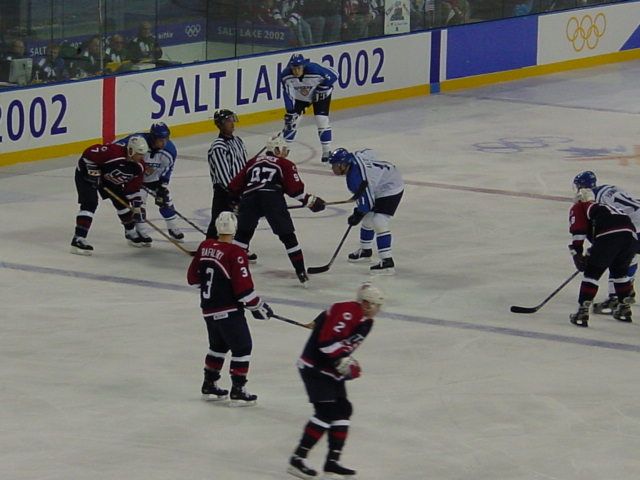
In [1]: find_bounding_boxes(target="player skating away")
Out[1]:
[281,53,338,162]
[116,122,183,242]
[327,147,404,275]
[573,170,640,314]
[187,211,273,406]
[568,188,637,327]
[287,282,385,480]
[70,136,149,255]
[228,135,326,287]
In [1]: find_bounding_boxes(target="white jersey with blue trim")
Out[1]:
[281,62,337,107]
[593,184,640,231]
[116,134,177,184]
[347,149,404,213]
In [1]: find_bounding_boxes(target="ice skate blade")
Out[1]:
[70,246,93,256]
[321,473,358,480]
[287,465,315,479]
[228,399,257,407]
[201,393,228,402]
[168,231,185,243]
[370,267,395,276]
[347,257,371,264]
[127,240,150,248]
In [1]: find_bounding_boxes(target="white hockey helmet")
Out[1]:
[215,211,237,235]
[266,134,288,155]
[127,135,149,157]
[357,282,385,306]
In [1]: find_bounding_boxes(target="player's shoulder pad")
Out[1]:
[162,140,178,159]
[329,300,365,321]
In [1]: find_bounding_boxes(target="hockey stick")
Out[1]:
[143,186,207,235]
[287,181,369,210]
[272,314,315,329]
[307,225,353,275]
[510,271,580,314]
[103,186,195,256]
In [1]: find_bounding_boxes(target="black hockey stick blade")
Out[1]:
[510,270,580,314]
[307,225,352,275]
[307,264,330,274]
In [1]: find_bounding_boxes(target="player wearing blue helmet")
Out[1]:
[572,170,640,316]
[281,53,338,162]
[329,147,404,274]
[116,122,183,243]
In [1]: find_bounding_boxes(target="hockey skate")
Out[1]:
[201,381,229,402]
[370,258,395,275]
[70,236,94,256]
[166,219,184,242]
[569,301,591,328]
[287,456,318,479]
[296,270,309,288]
[229,386,257,407]
[613,298,633,323]
[323,460,357,479]
[321,152,331,163]
[592,295,618,315]
[347,248,372,263]
[135,222,153,244]
[247,252,258,264]
[125,228,151,247]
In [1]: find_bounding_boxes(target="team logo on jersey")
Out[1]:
[566,13,606,52]
[296,86,313,97]
[104,169,134,185]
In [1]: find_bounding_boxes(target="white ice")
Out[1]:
[2,60,640,480]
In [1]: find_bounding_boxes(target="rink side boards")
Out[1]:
[0,1,639,166]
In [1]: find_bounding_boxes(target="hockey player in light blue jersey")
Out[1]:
[573,170,640,313]
[328,147,404,274]
[117,122,184,243]
[281,53,338,162]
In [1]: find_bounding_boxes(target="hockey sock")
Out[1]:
[74,212,94,238]
[229,345,251,387]
[204,349,226,372]
[359,227,375,249]
[613,279,633,301]
[315,114,332,152]
[295,417,330,456]
[280,233,306,273]
[376,231,392,259]
[327,421,350,458]
[578,278,599,305]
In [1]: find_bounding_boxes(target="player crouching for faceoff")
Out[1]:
[187,211,273,406]
[568,188,637,327]
[229,135,327,287]
[281,53,338,162]
[328,147,405,275]
[116,122,184,243]
[70,136,150,255]
[287,282,384,480]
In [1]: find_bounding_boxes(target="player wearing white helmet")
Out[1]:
[228,134,326,286]
[188,211,273,406]
[287,282,384,479]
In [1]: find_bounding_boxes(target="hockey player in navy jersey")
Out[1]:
[568,188,636,327]
[187,211,273,406]
[328,147,404,275]
[573,170,640,314]
[281,53,338,162]
[287,282,384,480]
[116,122,184,243]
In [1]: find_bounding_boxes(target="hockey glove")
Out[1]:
[313,85,333,102]
[305,194,326,213]
[569,245,586,272]
[347,208,365,226]
[250,301,273,321]
[335,356,361,380]
[155,185,170,207]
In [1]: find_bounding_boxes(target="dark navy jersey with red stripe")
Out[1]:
[77,143,144,192]
[187,240,260,315]
[299,301,373,378]
[569,201,635,252]
[229,154,306,199]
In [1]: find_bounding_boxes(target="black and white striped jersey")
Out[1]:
[207,134,248,188]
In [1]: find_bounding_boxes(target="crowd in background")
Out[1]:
[0,0,623,87]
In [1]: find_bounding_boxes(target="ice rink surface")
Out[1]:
[2,60,640,480]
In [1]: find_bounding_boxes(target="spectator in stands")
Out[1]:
[104,34,132,73]
[3,38,27,61]
[76,35,103,77]
[342,1,376,41]
[441,0,470,25]
[279,1,313,46]
[252,0,287,27]
[0,12,6,56]
[32,43,69,83]
[128,21,163,63]
[301,0,342,44]
[410,0,436,30]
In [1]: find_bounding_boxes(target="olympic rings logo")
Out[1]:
[566,13,606,52]
[185,24,201,38]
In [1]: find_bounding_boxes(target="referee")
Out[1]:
[206,109,248,239]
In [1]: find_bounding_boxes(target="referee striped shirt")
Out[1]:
[207,134,248,188]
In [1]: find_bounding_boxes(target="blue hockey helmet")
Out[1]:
[327,148,354,165]
[573,171,597,189]
[149,122,171,139]
[288,53,308,68]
